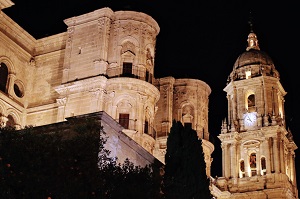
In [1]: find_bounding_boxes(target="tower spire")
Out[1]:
[248,11,254,33]
[246,11,260,51]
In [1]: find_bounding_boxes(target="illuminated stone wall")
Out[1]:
[0,2,213,177]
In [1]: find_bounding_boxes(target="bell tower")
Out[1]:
[215,27,298,198]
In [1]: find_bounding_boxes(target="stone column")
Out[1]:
[227,95,231,125]
[56,97,67,122]
[7,73,16,97]
[0,116,8,127]
[287,150,292,179]
[221,143,226,177]
[226,143,231,178]
[279,138,285,173]
[244,152,250,177]
[265,138,272,174]
[230,143,237,178]
[258,143,262,175]
[233,87,237,121]
[273,137,280,173]
[236,142,241,178]
[291,153,297,186]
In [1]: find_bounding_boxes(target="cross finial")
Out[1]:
[248,11,254,33]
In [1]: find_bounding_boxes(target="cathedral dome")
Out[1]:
[228,31,279,82]
[233,49,274,70]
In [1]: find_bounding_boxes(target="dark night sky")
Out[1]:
[3,0,300,187]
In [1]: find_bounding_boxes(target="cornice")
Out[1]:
[55,76,108,96]
[0,11,36,54]
[0,0,14,10]
[35,32,67,55]
[0,31,32,60]
[64,7,114,27]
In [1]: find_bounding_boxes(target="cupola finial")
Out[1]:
[246,11,260,51]
[248,11,254,33]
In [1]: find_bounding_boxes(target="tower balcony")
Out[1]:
[116,118,157,139]
[106,65,154,84]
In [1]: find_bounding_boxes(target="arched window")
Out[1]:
[6,115,15,128]
[247,94,255,112]
[261,157,266,175]
[0,63,8,93]
[240,160,245,172]
[240,160,245,178]
[249,153,257,176]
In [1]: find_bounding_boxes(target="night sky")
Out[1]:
[3,0,300,188]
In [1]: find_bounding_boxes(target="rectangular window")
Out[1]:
[119,113,129,129]
[122,62,132,77]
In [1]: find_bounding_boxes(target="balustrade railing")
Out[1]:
[115,118,157,139]
[106,67,153,83]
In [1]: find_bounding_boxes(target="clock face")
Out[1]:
[244,112,257,127]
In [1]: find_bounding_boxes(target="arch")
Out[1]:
[0,56,16,96]
[180,100,196,110]
[121,40,136,55]
[119,36,139,47]
[6,109,21,128]
[245,90,256,112]
[180,101,196,129]
[239,159,245,178]
[113,94,137,108]
[113,95,137,129]
[243,140,260,146]
[0,56,15,73]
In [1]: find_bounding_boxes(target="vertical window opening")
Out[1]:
[144,120,149,135]
[122,62,132,77]
[0,63,8,93]
[247,94,255,112]
[261,157,266,175]
[146,70,149,82]
[240,160,245,178]
[250,153,257,176]
[119,113,129,129]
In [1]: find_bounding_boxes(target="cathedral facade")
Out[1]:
[0,1,298,198]
[0,2,213,173]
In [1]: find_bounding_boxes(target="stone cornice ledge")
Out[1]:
[0,10,36,54]
[0,0,14,10]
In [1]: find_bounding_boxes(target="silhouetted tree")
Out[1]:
[162,120,212,199]
[0,118,162,199]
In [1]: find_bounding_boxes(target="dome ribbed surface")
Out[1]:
[233,49,274,70]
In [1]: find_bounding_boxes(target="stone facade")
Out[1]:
[0,1,213,175]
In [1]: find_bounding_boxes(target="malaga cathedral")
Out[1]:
[0,1,298,198]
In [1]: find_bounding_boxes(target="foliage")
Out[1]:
[0,118,162,199]
[162,120,212,199]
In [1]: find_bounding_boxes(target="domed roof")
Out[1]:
[233,32,274,69]
[227,31,279,83]
[233,49,274,69]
